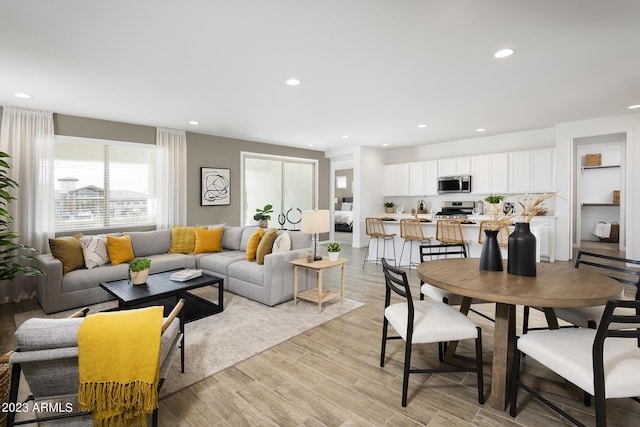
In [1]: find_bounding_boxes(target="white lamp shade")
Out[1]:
[301,210,330,234]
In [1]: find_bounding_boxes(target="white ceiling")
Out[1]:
[1,0,639,152]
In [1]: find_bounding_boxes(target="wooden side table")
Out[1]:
[290,257,348,312]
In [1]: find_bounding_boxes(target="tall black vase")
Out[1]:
[479,229,503,271]
[508,222,537,276]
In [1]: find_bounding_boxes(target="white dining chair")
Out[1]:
[380,258,484,407]
[510,299,640,427]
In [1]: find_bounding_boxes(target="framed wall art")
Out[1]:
[201,167,230,206]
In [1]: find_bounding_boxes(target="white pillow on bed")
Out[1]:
[341,202,352,211]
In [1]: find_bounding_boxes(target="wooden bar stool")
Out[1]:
[477,220,509,248]
[363,217,396,268]
[435,219,471,254]
[399,218,431,269]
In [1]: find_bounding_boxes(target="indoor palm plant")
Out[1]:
[0,151,43,281]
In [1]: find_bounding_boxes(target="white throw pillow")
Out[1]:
[206,223,226,230]
[341,202,352,211]
[272,231,292,253]
[80,235,110,269]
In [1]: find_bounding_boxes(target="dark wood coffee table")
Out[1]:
[100,269,224,372]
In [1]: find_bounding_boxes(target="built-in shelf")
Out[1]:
[581,165,620,171]
[581,203,620,207]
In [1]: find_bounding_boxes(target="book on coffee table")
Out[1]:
[170,269,203,282]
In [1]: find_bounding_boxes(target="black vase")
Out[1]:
[508,222,537,276]
[479,229,503,271]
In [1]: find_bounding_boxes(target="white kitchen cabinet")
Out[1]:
[409,161,425,195]
[382,163,410,196]
[530,149,555,193]
[470,155,490,194]
[471,154,508,194]
[530,216,557,262]
[490,153,509,194]
[509,149,555,193]
[438,157,470,177]
[408,160,439,195]
[509,151,531,193]
[424,160,439,195]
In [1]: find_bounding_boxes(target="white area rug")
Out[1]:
[14,291,365,398]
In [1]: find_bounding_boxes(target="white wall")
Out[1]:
[326,145,386,248]
[354,146,386,248]
[556,113,640,261]
[385,127,555,164]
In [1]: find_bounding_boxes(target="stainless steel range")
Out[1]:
[433,201,475,219]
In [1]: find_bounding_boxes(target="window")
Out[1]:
[242,152,317,226]
[54,136,157,231]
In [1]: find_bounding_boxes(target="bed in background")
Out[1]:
[334,197,354,232]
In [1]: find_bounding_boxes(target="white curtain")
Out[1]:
[0,106,55,303]
[156,127,187,228]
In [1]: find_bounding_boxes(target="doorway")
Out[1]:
[573,133,625,253]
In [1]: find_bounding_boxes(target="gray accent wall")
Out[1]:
[186,131,329,226]
[1,110,329,228]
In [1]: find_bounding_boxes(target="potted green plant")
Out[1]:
[128,258,151,285]
[326,242,341,261]
[0,152,43,282]
[253,204,274,228]
[384,202,395,213]
[484,194,505,215]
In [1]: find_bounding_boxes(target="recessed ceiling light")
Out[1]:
[382,143,389,147]
[14,92,32,99]
[285,78,301,86]
[494,48,515,58]
[476,128,486,132]
[342,135,350,139]
[188,121,199,125]
[417,124,427,128]
[629,104,640,110]
[308,144,315,147]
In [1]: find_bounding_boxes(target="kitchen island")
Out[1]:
[364,215,556,266]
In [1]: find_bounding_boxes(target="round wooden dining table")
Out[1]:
[417,258,623,410]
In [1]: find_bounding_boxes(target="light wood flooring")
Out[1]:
[2,241,640,426]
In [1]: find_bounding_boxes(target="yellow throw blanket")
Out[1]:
[78,306,163,427]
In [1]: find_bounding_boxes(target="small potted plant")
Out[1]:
[384,202,395,213]
[253,204,274,228]
[484,194,505,215]
[326,242,341,261]
[129,258,151,285]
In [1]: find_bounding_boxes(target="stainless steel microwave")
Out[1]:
[437,175,471,193]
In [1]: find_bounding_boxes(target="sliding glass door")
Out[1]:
[242,153,317,226]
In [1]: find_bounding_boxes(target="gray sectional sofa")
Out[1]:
[36,226,314,313]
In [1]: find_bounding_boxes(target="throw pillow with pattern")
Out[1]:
[80,235,110,269]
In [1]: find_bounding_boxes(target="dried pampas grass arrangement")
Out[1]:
[517,191,561,222]
[487,207,514,231]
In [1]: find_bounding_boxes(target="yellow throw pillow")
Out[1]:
[169,226,205,254]
[256,228,278,265]
[49,233,84,274]
[193,227,223,254]
[246,228,265,261]
[106,234,135,265]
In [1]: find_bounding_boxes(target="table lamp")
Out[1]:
[302,209,330,261]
